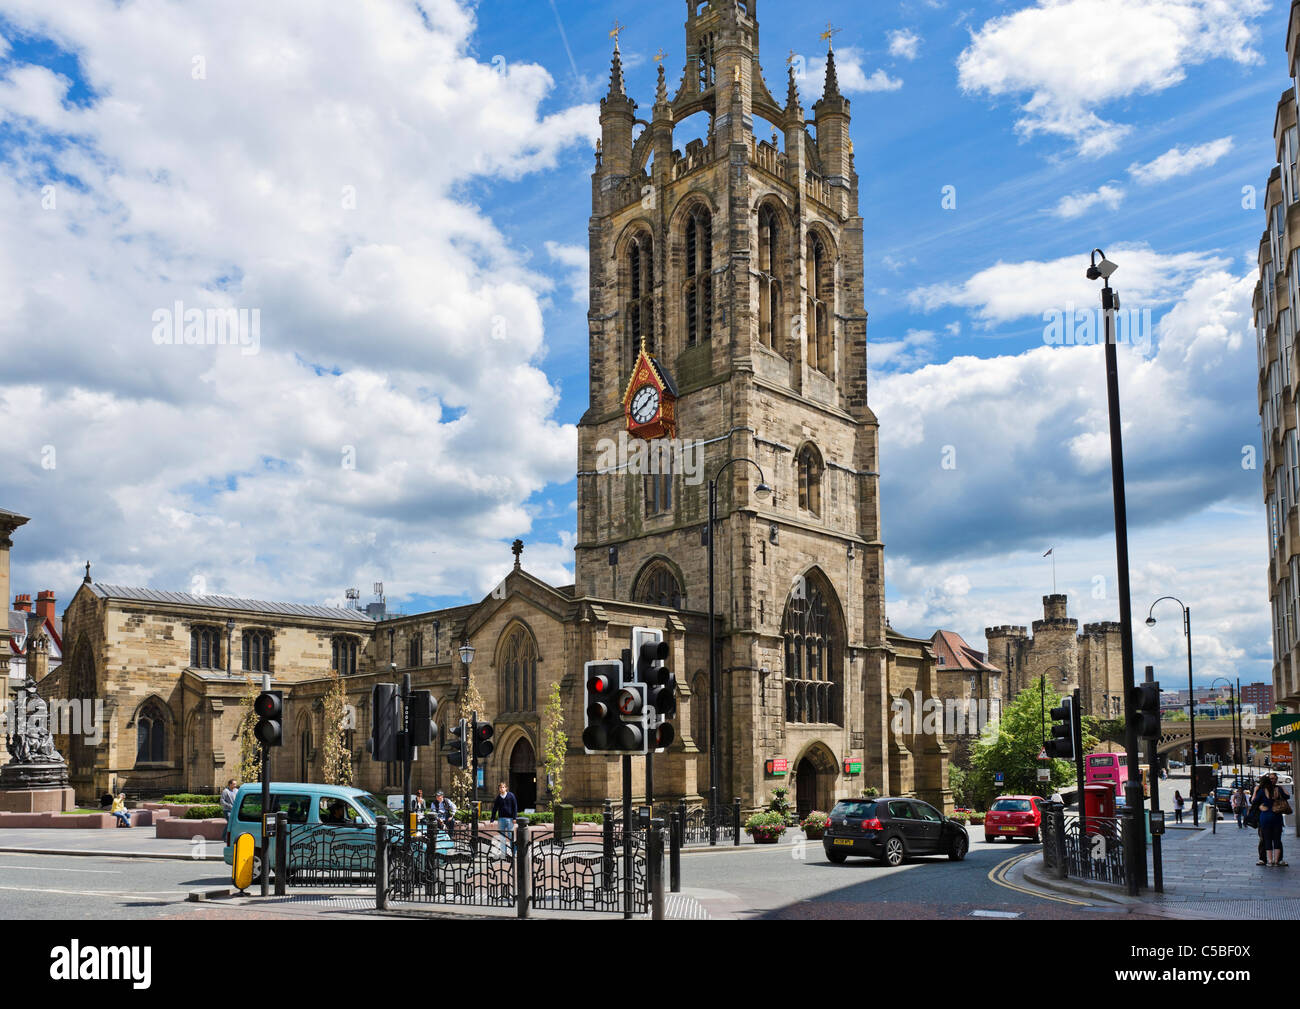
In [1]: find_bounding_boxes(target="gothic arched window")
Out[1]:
[332,636,358,676]
[782,575,841,725]
[626,230,655,364]
[499,626,538,714]
[408,632,423,668]
[190,626,221,669]
[797,443,824,517]
[697,34,715,90]
[242,630,271,672]
[757,205,781,350]
[634,561,684,609]
[136,700,168,764]
[806,233,833,373]
[684,205,713,346]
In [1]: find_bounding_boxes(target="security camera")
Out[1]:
[1087,255,1118,281]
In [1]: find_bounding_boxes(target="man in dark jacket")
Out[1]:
[491,781,518,857]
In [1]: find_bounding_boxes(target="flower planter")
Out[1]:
[803,828,825,841]
[751,832,783,844]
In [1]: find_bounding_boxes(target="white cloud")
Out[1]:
[957,0,1267,157]
[879,262,1265,681]
[0,0,596,606]
[1129,136,1235,183]
[545,241,588,304]
[1051,183,1125,219]
[907,244,1228,325]
[870,329,938,373]
[888,29,922,61]
[806,48,903,93]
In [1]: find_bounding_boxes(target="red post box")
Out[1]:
[1082,784,1115,832]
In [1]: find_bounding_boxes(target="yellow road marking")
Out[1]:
[988,849,1090,906]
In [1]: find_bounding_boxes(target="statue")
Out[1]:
[1,677,69,790]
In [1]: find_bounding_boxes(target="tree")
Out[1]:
[449,672,485,813]
[236,676,261,785]
[541,679,567,808]
[321,669,353,787]
[964,676,1098,810]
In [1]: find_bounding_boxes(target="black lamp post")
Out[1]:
[1088,249,1144,895]
[706,456,771,843]
[1211,677,1240,774]
[1146,596,1196,825]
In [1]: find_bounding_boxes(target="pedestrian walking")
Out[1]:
[110,792,132,828]
[1173,790,1184,824]
[1231,786,1248,829]
[490,780,517,858]
[1253,773,1291,867]
[220,778,238,819]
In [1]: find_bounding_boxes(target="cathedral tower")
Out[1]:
[576,2,899,810]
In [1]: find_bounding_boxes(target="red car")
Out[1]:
[984,795,1044,842]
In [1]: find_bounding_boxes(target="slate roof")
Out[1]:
[88,584,376,623]
[932,629,1001,673]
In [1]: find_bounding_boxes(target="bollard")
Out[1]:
[274,810,287,896]
[669,811,681,893]
[375,816,388,911]
[516,819,531,919]
[602,799,615,892]
[423,813,435,898]
[651,820,666,920]
[733,798,741,846]
[1051,807,1068,881]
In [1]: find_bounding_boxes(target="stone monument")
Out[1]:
[0,676,75,812]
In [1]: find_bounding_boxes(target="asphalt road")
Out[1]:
[0,852,230,920]
[678,831,1165,920]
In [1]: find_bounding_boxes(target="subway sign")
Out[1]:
[1273,713,1300,744]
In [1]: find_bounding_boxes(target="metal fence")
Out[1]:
[283,822,379,887]
[1041,806,1130,888]
[679,800,741,847]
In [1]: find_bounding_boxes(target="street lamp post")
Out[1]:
[706,457,771,845]
[1146,596,1197,826]
[1088,250,1144,896]
[459,639,477,830]
[1211,677,1240,775]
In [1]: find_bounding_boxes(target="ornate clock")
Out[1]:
[622,346,678,440]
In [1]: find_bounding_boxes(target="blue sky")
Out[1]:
[0,0,1282,688]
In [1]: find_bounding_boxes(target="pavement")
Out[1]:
[1020,812,1300,919]
[0,827,221,860]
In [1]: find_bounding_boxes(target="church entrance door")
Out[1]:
[509,737,537,811]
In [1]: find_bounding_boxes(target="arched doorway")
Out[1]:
[795,756,819,820]
[509,737,537,811]
[793,742,838,819]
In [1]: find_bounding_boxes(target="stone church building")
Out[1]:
[39,1,951,816]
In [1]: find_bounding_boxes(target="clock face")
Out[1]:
[630,384,660,425]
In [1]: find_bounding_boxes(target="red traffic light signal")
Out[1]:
[473,719,494,758]
[253,690,283,747]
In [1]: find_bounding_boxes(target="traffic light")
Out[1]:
[615,681,648,752]
[444,718,467,767]
[582,659,622,752]
[1131,680,1160,740]
[409,690,437,748]
[637,637,678,719]
[368,683,400,762]
[1045,696,1075,760]
[473,718,495,759]
[253,690,283,747]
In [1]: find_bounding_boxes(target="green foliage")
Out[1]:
[800,810,829,834]
[183,805,225,819]
[768,786,795,824]
[1094,717,1125,745]
[861,786,880,800]
[964,676,1094,809]
[449,675,484,811]
[947,764,971,808]
[542,680,567,807]
[161,793,218,805]
[744,811,788,839]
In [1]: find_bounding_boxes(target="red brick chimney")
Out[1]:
[35,590,55,623]
[12,593,30,612]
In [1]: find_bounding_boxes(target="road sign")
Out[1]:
[1037,768,1050,782]
[994,772,1004,784]
[1038,748,1048,761]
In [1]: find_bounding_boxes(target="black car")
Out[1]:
[823,797,969,866]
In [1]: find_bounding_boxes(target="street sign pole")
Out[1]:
[1144,664,1163,892]
[259,671,270,897]
[401,673,412,846]
[622,753,633,921]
